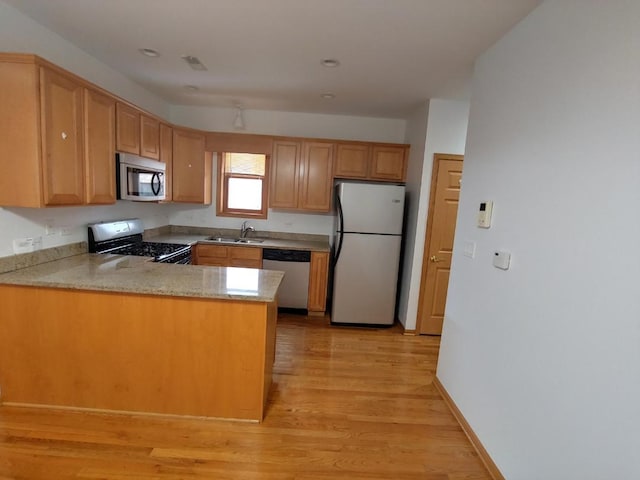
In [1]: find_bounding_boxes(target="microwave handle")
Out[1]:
[151,172,162,195]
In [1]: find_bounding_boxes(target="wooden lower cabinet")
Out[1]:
[194,244,262,269]
[0,285,277,422]
[308,251,329,315]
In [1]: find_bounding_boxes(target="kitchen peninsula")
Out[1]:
[0,254,284,422]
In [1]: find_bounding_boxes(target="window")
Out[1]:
[217,152,269,218]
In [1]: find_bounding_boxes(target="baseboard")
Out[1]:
[433,376,505,480]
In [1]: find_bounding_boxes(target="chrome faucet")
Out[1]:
[240,221,255,238]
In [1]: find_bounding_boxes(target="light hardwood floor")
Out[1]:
[0,313,490,479]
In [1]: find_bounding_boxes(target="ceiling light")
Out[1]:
[321,58,340,68]
[184,85,199,92]
[181,55,207,71]
[321,93,335,99]
[139,48,160,57]
[233,105,245,130]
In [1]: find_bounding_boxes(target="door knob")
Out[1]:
[429,255,442,263]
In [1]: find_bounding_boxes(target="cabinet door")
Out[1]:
[299,141,334,212]
[40,67,85,205]
[334,143,369,179]
[308,251,329,314]
[115,102,140,154]
[159,124,173,202]
[370,145,407,182]
[140,114,160,159]
[270,140,300,209]
[84,88,116,205]
[229,246,263,268]
[172,128,210,204]
[194,244,228,266]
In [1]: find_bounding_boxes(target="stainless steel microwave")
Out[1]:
[116,153,166,202]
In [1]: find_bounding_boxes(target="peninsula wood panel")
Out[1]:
[0,285,276,421]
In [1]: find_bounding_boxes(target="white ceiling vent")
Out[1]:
[181,55,207,71]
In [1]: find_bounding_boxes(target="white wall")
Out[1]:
[0,1,168,117]
[0,1,407,257]
[398,99,469,330]
[438,2,640,478]
[170,106,406,144]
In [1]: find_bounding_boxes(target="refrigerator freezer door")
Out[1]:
[337,182,405,235]
[331,233,401,325]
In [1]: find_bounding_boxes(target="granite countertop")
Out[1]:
[150,233,331,252]
[0,253,284,302]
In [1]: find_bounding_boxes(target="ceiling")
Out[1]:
[5,0,541,118]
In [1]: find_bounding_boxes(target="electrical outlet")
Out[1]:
[59,226,73,236]
[45,222,57,236]
[13,236,42,254]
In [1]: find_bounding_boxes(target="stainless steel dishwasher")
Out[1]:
[262,249,310,309]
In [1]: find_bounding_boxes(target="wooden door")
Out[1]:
[115,102,140,154]
[84,88,116,204]
[40,67,85,205]
[299,141,334,212]
[140,114,160,159]
[417,154,463,335]
[172,128,209,203]
[270,140,300,209]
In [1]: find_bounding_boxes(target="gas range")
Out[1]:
[88,219,191,264]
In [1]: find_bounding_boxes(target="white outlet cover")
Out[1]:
[463,240,476,258]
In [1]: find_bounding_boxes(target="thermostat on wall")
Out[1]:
[478,201,493,228]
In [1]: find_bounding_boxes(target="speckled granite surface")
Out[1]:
[0,242,87,274]
[0,253,284,302]
[147,231,331,252]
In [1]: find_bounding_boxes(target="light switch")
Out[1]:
[463,240,476,258]
[493,251,511,270]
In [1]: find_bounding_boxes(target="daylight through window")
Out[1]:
[217,152,269,218]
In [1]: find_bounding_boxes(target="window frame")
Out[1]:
[216,152,270,219]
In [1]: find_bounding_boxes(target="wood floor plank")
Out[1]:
[0,313,491,479]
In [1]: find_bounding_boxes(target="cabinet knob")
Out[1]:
[61,132,68,140]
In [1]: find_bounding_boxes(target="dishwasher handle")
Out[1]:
[262,248,311,262]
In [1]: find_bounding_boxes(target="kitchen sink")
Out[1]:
[205,236,264,244]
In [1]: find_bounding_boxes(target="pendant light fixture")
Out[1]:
[233,105,246,130]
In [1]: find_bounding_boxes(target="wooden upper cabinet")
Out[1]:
[159,123,173,202]
[40,67,85,205]
[270,140,301,209]
[84,88,116,204]
[334,143,370,179]
[140,114,160,159]
[370,145,407,182]
[299,141,334,211]
[115,103,140,155]
[335,142,408,182]
[172,128,210,204]
[270,139,333,212]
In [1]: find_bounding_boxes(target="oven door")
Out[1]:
[117,154,166,202]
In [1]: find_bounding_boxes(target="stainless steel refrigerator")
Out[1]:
[331,181,405,325]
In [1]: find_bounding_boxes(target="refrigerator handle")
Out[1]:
[334,190,344,264]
